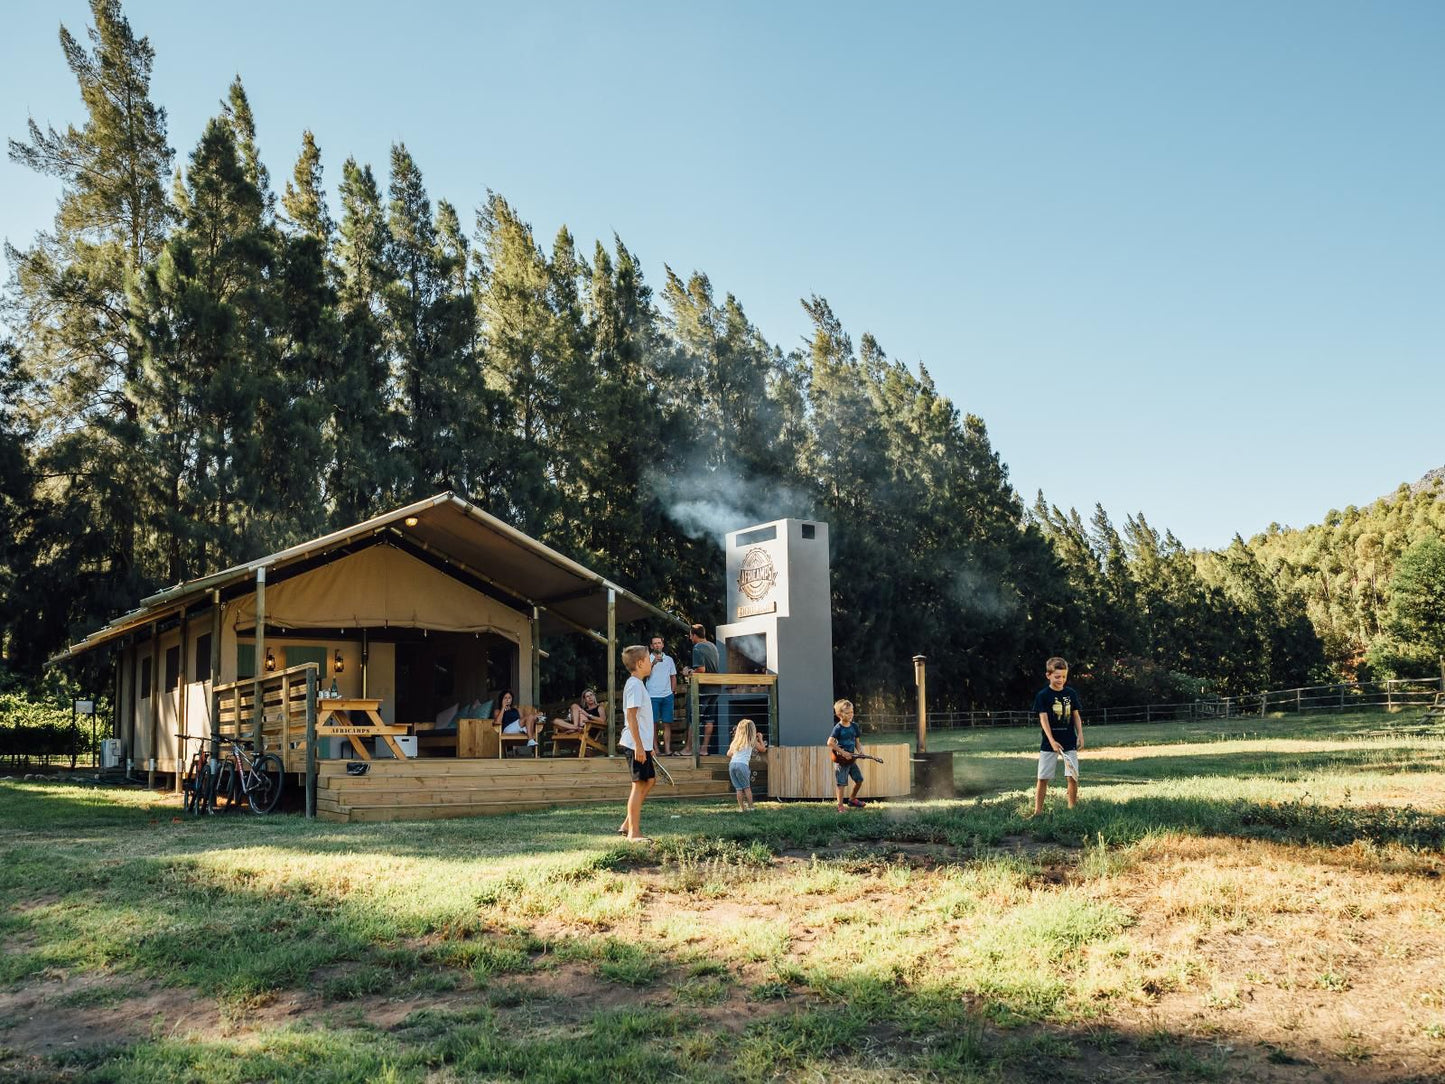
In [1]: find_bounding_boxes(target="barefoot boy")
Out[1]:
[827,699,866,812]
[618,645,656,841]
[1033,656,1084,814]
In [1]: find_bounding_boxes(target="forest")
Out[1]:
[2,1,1441,717]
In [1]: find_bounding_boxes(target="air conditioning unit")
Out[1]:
[100,739,125,768]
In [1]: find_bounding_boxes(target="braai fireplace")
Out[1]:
[716,519,834,746]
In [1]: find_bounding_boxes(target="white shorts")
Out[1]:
[502,721,526,734]
[1038,749,1079,781]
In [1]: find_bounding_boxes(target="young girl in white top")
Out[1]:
[727,718,767,811]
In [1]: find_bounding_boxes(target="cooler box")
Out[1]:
[374,736,417,759]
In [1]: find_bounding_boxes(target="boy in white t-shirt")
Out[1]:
[617,644,656,842]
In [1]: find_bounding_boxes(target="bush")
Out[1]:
[0,688,96,765]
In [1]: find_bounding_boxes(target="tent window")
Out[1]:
[140,657,152,700]
[195,634,212,683]
[237,644,256,680]
[165,646,180,691]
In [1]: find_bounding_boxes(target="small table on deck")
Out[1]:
[315,698,411,760]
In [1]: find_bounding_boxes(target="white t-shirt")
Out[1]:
[644,653,676,697]
[619,675,655,752]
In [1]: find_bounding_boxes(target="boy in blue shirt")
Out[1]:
[826,698,866,812]
[1033,656,1084,815]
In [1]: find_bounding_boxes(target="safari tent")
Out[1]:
[52,492,680,781]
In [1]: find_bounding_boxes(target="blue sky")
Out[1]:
[3,1,1442,549]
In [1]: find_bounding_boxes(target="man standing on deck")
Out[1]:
[682,624,721,755]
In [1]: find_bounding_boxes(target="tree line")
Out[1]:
[1,2,1435,716]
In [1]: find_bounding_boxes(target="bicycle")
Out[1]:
[180,735,214,816]
[208,738,285,815]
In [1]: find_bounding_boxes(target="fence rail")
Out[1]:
[858,676,1443,734]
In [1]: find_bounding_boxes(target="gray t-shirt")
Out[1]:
[691,640,720,673]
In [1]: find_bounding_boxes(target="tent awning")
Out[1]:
[50,492,685,663]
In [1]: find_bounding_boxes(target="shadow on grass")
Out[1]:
[5,773,1443,1081]
[3,846,1388,1084]
[952,744,1445,799]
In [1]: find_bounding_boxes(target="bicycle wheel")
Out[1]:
[182,755,202,814]
[210,760,238,812]
[193,758,214,815]
[247,753,285,815]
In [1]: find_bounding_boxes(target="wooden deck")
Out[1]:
[314,755,765,823]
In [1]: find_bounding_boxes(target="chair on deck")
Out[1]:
[499,706,541,758]
[549,702,608,758]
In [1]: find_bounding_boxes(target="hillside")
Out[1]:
[1246,473,1445,677]
[1406,465,1445,499]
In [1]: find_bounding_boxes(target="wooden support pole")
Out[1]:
[767,679,779,750]
[913,655,927,754]
[209,593,222,761]
[531,606,542,711]
[110,654,121,766]
[147,620,160,787]
[175,611,189,793]
[253,567,266,751]
[606,588,617,756]
[305,665,317,819]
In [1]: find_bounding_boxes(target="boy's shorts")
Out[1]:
[651,694,674,724]
[834,759,864,787]
[624,747,656,783]
[1037,749,1079,781]
[728,761,751,790]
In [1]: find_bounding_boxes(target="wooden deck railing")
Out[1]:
[213,663,319,816]
[683,673,779,767]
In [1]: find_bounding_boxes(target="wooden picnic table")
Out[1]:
[315,698,411,761]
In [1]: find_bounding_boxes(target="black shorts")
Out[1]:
[624,747,656,783]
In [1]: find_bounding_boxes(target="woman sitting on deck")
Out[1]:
[557,688,603,733]
[495,691,538,745]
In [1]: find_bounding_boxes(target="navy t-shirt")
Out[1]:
[1033,685,1081,752]
[830,721,860,754]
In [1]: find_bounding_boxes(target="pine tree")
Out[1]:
[5,0,174,628]
[271,131,341,542]
[476,192,566,534]
[330,158,397,520]
[384,146,485,498]
[133,115,274,575]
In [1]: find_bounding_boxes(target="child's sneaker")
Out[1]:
[847,798,867,808]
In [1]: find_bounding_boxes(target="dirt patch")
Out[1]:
[1106,835,1445,1081]
[0,972,222,1058]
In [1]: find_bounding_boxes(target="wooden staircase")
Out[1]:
[314,755,764,823]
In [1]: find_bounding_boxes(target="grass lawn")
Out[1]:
[1,710,1443,1082]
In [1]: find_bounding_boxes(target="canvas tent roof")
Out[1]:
[50,492,684,662]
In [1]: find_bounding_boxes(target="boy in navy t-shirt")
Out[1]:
[826,698,866,812]
[1032,656,1084,815]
